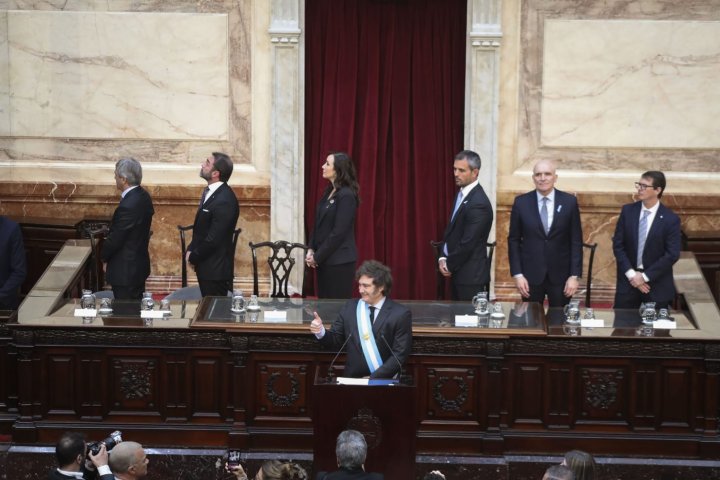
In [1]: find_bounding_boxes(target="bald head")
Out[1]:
[109,441,148,477]
[532,160,558,196]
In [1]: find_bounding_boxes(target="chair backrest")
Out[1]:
[85,225,109,292]
[486,241,496,269]
[582,242,598,307]
[178,225,241,288]
[430,240,496,300]
[249,240,310,298]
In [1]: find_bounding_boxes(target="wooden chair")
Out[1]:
[168,225,241,300]
[249,240,310,298]
[430,240,496,300]
[582,242,598,307]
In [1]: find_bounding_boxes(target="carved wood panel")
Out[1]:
[255,362,309,418]
[424,367,479,422]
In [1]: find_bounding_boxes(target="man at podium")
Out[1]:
[310,260,412,379]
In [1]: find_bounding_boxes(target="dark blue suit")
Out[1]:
[612,201,681,309]
[318,298,412,379]
[188,182,240,296]
[441,183,494,300]
[508,189,583,306]
[101,186,154,299]
[0,216,27,309]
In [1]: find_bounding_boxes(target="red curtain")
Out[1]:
[305,0,466,300]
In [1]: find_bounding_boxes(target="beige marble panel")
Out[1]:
[542,19,720,149]
[6,10,228,139]
[0,11,8,135]
[502,0,720,195]
[0,0,253,186]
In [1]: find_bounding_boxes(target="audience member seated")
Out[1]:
[562,450,597,480]
[227,459,307,480]
[108,441,149,479]
[423,470,446,480]
[314,429,383,479]
[543,464,575,480]
[49,431,113,480]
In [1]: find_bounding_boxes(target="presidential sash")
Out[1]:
[356,300,383,373]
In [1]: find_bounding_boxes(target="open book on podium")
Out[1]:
[312,370,416,480]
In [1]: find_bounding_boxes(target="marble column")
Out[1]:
[466,0,502,293]
[268,0,305,294]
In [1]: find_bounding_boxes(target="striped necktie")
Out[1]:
[637,209,651,268]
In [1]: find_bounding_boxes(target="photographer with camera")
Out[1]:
[108,441,149,479]
[50,431,113,480]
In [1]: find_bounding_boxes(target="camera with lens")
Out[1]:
[87,430,123,457]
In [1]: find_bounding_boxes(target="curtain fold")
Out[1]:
[305,0,466,299]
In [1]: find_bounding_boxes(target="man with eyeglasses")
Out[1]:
[612,171,681,309]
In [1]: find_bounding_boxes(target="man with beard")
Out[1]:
[186,152,240,296]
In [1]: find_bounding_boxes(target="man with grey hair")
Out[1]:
[542,464,575,480]
[314,429,383,479]
[101,157,154,300]
[108,441,149,479]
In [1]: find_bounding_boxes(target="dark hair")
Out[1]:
[55,431,86,468]
[212,152,234,182]
[115,157,143,186]
[641,170,666,198]
[355,260,393,296]
[327,151,360,201]
[563,450,596,480]
[454,150,481,171]
[259,459,308,480]
[544,464,575,480]
[335,430,367,469]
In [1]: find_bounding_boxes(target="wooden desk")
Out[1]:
[4,252,720,460]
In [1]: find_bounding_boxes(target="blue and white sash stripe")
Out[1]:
[356,300,383,373]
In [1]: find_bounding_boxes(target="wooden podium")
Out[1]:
[312,375,416,480]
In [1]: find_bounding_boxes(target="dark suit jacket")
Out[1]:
[309,186,358,266]
[0,216,27,309]
[47,468,114,480]
[188,182,240,281]
[101,187,154,288]
[318,298,412,379]
[507,189,583,285]
[612,201,681,305]
[442,183,494,286]
[315,468,384,480]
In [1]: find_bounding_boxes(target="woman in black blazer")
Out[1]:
[306,152,360,298]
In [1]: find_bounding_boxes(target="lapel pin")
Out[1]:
[557,205,562,213]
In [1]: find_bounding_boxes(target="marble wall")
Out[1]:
[0,0,274,294]
[2,0,720,299]
[493,0,720,300]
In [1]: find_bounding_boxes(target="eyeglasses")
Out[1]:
[634,182,655,191]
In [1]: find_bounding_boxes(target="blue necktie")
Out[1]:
[540,197,549,234]
[444,191,464,255]
[637,210,651,268]
[450,191,463,221]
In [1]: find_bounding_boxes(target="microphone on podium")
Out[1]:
[380,333,404,382]
[327,332,353,382]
